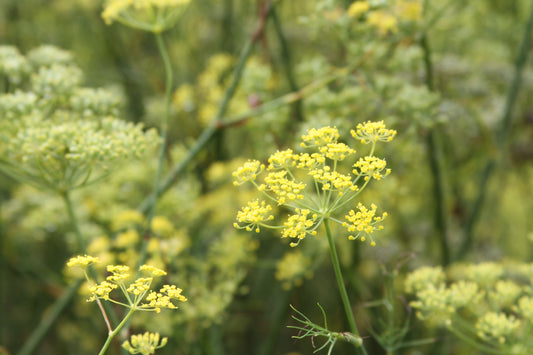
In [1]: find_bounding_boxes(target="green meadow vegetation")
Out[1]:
[2,1,533,354]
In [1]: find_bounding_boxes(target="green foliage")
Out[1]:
[2,0,533,354]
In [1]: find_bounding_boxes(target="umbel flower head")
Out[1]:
[66,255,187,313]
[233,121,396,247]
[0,45,159,192]
[102,0,191,33]
[122,332,168,355]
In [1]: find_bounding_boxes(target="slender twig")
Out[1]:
[270,5,304,123]
[17,278,84,355]
[456,2,533,260]
[137,31,174,269]
[324,219,368,355]
[420,29,450,266]
[139,1,275,213]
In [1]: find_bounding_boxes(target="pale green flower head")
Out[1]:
[0,45,31,86]
[233,121,396,247]
[476,312,521,345]
[102,0,191,33]
[0,45,160,192]
[122,332,168,355]
[27,45,74,68]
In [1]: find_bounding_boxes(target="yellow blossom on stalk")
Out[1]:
[351,120,397,144]
[353,156,390,181]
[232,160,264,185]
[66,255,100,268]
[262,171,306,205]
[127,277,152,296]
[107,264,131,282]
[233,121,395,247]
[347,1,370,18]
[343,203,387,245]
[395,0,423,22]
[102,0,190,33]
[88,280,118,301]
[140,264,167,276]
[234,199,274,233]
[366,10,398,35]
[476,312,521,344]
[268,149,298,170]
[282,209,318,247]
[122,332,168,355]
[405,266,445,294]
[142,285,187,313]
[301,126,340,147]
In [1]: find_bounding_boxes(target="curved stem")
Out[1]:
[324,219,367,355]
[98,307,136,355]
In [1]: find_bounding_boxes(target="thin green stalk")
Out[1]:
[456,2,533,260]
[420,32,450,266]
[138,2,274,214]
[16,278,83,355]
[270,5,304,124]
[98,307,136,355]
[62,190,86,252]
[138,31,173,267]
[324,219,367,355]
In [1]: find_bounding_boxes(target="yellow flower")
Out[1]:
[112,209,145,231]
[366,11,398,35]
[342,203,387,245]
[140,264,167,276]
[102,0,190,33]
[234,199,274,233]
[122,332,168,355]
[395,0,423,22]
[351,120,397,144]
[232,160,264,185]
[150,216,174,238]
[347,1,370,18]
[282,209,318,247]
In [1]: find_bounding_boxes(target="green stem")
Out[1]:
[420,32,450,266]
[16,278,83,355]
[138,32,174,267]
[138,2,274,214]
[270,5,304,124]
[456,2,533,260]
[324,219,367,355]
[62,190,86,252]
[98,307,136,355]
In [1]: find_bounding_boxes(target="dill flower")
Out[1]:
[122,332,168,355]
[0,45,30,85]
[233,121,395,247]
[476,312,521,344]
[395,0,423,22]
[66,255,101,268]
[102,0,191,33]
[275,250,313,289]
[366,10,398,35]
[347,1,370,18]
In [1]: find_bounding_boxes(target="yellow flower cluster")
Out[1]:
[142,285,187,313]
[275,250,313,290]
[233,121,395,247]
[353,156,391,181]
[122,332,168,355]
[351,120,397,144]
[232,160,264,185]
[66,255,186,312]
[66,255,100,268]
[102,0,190,33]
[347,0,423,35]
[235,199,274,233]
[342,203,387,245]
[261,171,306,205]
[282,209,318,247]
[406,261,533,349]
[476,312,521,345]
